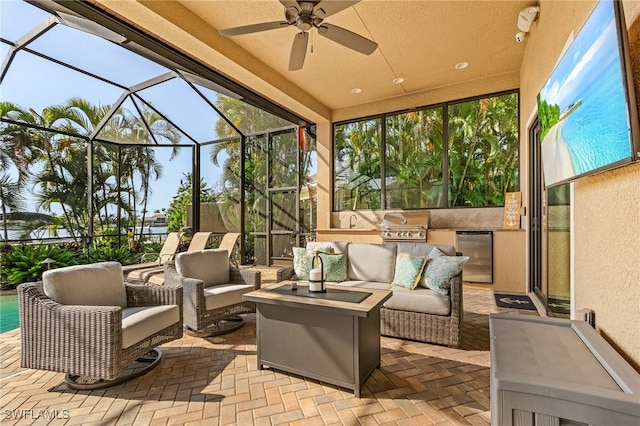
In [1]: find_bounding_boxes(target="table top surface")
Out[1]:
[243,282,392,317]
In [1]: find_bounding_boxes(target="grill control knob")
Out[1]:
[417,231,423,237]
[396,231,401,237]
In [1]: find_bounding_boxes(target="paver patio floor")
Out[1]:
[0,281,536,426]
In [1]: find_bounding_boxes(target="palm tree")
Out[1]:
[0,102,30,239]
[385,108,444,208]
[334,119,382,210]
[3,98,182,241]
[212,96,294,233]
[448,94,518,206]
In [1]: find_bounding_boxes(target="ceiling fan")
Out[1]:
[219,0,378,71]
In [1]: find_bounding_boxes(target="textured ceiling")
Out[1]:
[178,0,534,111]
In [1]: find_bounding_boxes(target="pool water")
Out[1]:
[0,293,19,333]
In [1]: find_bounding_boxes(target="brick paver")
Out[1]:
[0,285,536,425]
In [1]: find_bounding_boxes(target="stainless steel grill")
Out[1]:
[381,212,428,242]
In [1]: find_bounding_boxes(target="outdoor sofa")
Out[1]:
[281,241,467,347]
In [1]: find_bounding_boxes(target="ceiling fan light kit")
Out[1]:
[219,0,378,71]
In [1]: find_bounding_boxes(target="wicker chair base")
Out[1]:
[64,349,163,390]
[184,316,245,337]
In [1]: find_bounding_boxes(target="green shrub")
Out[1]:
[1,244,79,287]
[89,246,139,265]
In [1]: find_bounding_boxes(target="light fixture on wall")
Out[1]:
[515,5,540,43]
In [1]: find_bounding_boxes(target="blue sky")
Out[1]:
[538,0,618,111]
[1,0,229,215]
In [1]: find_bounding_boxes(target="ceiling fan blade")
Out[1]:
[220,21,289,37]
[289,32,309,71]
[317,23,377,55]
[279,0,301,13]
[313,1,360,19]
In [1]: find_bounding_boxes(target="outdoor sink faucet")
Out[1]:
[349,214,357,229]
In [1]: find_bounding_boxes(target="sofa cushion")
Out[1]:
[43,262,127,307]
[293,246,334,280]
[383,287,451,315]
[318,252,348,282]
[392,255,427,289]
[348,243,397,283]
[307,241,350,254]
[176,249,229,287]
[203,283,255,310]
[121,305,180,348]
[422,247,469,295]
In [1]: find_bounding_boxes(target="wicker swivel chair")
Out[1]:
[164,249,260,336]
[18,262,183,389]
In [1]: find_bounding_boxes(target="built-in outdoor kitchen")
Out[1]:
[315,207,526,294]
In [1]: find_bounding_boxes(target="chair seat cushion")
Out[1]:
[121,305,180,349]
[43,262,127,308]
[203,284,255,311]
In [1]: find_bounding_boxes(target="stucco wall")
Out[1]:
[521,0,640,370]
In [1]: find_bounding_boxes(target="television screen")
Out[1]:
[537,0,639,187]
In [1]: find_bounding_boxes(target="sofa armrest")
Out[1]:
[449,272,463,324]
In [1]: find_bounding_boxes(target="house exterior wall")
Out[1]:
[520,0,640,370]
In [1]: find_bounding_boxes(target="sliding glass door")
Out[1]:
[530,118,571,317]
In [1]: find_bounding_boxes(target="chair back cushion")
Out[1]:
[176,249,229,287]
[43,261,127,307]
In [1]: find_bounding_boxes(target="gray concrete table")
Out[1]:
[243,282,392,397]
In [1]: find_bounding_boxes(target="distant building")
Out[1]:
[143,214,167,227]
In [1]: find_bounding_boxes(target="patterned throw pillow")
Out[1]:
[422,248,469,295]
[392,255,428,289]
[317,252,348,282]
[292,246,333,280]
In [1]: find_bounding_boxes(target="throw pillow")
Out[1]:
[318,252,348,282]
[392,255,428,289]
[417,246,446,288]
[293,246,334,280]
[422,255,469,295]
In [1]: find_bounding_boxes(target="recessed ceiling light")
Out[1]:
[392,77,404,84]
[455,62,469,70]
[351,88,362,94]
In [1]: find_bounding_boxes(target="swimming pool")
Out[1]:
[0,293,19,333]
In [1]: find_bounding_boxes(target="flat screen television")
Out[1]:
[537,0,639,188]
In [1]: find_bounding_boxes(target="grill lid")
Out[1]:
[381,212,428,241]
